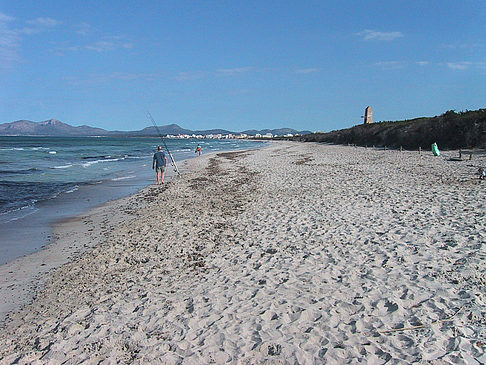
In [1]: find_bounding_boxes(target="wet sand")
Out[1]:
[0,142,485,363]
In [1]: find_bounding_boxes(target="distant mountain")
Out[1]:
[243,128,312,136]
[193,129,234,135]
[116,125,235,136]
[0,119,311,137]
[0,119,108,136]
[125,124,193,136]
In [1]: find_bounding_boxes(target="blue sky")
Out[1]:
[0,1,485,132]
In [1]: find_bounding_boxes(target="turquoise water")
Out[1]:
[0,136,266,263]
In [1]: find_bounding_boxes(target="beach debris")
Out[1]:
[261,343,282,356]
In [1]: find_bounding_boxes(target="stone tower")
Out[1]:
[364,106,373,124]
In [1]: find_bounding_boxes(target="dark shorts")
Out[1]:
[156,166,165,172]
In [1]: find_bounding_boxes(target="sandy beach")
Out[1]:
[0,141,485,363]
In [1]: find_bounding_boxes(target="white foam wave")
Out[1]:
[49,151,57,154]
[112,175,136,181]
[54,164,72,169]
[0,203,36,216]
[82,158,120,168]
[0,205,39,224]
[64,185,79,194]
[126,155,147,159]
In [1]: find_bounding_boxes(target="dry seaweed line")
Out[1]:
[379,306,464,334]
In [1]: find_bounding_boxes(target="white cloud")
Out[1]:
[64,72,158,85]
[357,29,403,41]
[18,17,62,35]
[0,12,21,68]
[374,61,405,69]
[416,61,429,66]
[217,67,252,76]
[0,12,15,23]
[0,13,63,70]
[85,40,117,52]
[446,62,472,70]
[295,68,319,74]
[175,70,208,81]
[75,22,92,36]
[443,43,484,50]
[27,17,62,27]
[62,37,134,53]
[176,67,253,81]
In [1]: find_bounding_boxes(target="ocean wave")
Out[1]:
[0,148,17,151]
[0,180,76,215]
[0,147,50,152]
[111,175,136,181]
[53,164,73,169]
[0,202,38,216]
[64,185,79,194]
[0,168,39,175]
[81,155,108,160]
[49,151,57,154]
[126,155,148,160]
[81,154,131,160]
[0,147,50,151]
[0,206,39,224]
[82,158,121,168]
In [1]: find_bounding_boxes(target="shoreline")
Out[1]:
[0,138,266,265]
[0,146,254,323]
[0,152,196,322]
[1,141,485,363]
[0,157,160,265]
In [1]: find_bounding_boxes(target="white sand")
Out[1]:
[0,142,485,363]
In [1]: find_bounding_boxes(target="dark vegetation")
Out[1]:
[292,109,486,150]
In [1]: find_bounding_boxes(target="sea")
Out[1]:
[0,136,266,264]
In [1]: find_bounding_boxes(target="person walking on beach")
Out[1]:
[195,144,202,156]
[152,146,168,184]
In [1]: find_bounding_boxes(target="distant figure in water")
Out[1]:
[195,144,202,156]
[152,146,168,184]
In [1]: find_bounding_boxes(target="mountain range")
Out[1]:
[0,119,312,137]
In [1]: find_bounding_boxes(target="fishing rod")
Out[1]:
[147,111,181,177]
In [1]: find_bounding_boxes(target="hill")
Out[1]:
[243,128,312,136]
[122,124,193,136]
[294,109,486,150]
[0,119,108,136]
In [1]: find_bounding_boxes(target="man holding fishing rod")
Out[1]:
[152,146,168,184]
